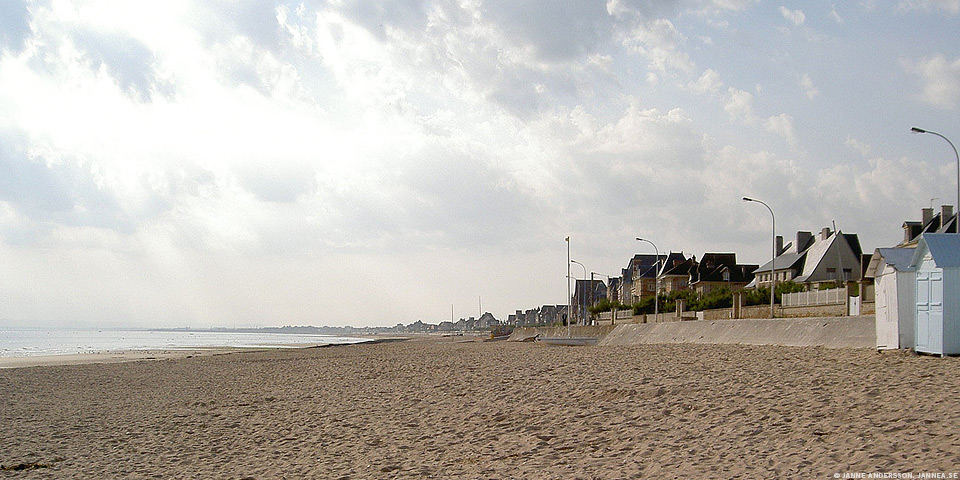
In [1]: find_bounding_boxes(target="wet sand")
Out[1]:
[1,340,958,478]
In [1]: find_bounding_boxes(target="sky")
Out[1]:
[0,0,958,329]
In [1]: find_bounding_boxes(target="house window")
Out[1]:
[722,270,730,281]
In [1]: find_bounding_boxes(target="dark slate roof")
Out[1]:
[626,253,668,278]
[574,279,607,297]
[842,233,863,258]
[693,263,757,284]
[698,253,738,269]
[902,212,958,246]
[661,256,695,277]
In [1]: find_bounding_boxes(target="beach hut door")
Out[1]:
[916,270,944,353]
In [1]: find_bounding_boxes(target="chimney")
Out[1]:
[923,207,934,226]
[776,235,784,255]
[796,231,812,251]
[820,227,832,241]
[942,205,954,223]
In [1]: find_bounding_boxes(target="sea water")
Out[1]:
[0,328,370,358]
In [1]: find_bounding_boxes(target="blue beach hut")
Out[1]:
[910,234,960,356]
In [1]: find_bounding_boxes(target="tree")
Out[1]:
[588,298,627,314]
[744,280,806,306]
[631,296,656,315]
[691,286,733,311]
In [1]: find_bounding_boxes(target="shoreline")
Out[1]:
[0,337,420,370]
[0,334,474,369]
[0,347,264,369]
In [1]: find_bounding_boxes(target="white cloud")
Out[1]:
[845,137,872,156]
[622,18,696,75]
[779,6,806,26]
[905,54,960,109]
[690,68,723,94]
[764,113,798,147]
[830,5,844,24]
[899,0,960,14]
[814,155,945,240]
[724,87,757,123]
[800,73,819,99]
[0,0,956,328]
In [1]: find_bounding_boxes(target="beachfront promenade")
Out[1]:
[2,331,958,478]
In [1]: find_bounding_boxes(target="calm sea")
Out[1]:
[0,329,370,358]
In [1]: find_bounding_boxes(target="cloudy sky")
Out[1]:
[0,0,958,329]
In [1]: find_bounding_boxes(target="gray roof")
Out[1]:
[912,233,960,268]
[878,248,916,270]
[754,252,805,274]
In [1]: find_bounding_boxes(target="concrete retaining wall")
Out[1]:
[509,325,617,342]
[599,316,875,349]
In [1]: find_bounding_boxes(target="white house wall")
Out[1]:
[801,235,862,284]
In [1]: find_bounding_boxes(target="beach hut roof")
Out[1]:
[911,233,960,268]
[866,247,916,278]
[879,248,916,270]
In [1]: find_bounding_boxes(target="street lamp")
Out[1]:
[590,271,611,323]
[591,271,611,297]
[571,259,587,325]
[565,236,571,335]
[635,237,660,318]
[742,197,776,318]
[911,127,960,230]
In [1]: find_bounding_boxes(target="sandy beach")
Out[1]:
[1,339,958,479]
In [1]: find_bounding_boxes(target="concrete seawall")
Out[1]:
[509,325,617,341]
[511,316,876,349]
[600,316,875,349]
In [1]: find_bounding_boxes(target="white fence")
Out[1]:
[781,287,845,307]
[597,309,635,321]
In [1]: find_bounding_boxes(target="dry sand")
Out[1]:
[1,339,958,479]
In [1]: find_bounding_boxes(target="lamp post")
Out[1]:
[911,127,960,229]
[592,271,612,298]
[571,259,587,325]
[565,236,571,335]
[743,197,776,318]
[635,238,660,319]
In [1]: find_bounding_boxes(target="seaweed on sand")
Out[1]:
[1,462,52,471]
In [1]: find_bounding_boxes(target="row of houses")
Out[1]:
[564,225,868,323]
[394,312,502,333]
[507,305,568,327]
[494,205,959,358]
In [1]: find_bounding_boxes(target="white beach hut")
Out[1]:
[910,234,960,356]
[868,248,916,350]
